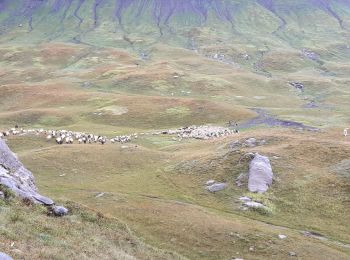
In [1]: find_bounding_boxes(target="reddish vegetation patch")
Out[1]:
[39,43,84,65]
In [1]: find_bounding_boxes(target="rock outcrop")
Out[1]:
[248,153,273,193]
[0,138,68,215]
[0,139,53,205]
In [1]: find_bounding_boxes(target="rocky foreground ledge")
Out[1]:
[0,138,68,216]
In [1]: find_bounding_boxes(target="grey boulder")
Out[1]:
[248,153,273,193]
[51,205,69,216]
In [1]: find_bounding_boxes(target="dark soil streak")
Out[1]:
[238,108,318,131]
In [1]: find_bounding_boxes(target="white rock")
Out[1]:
[205,180,216,186]
[243,201,267,209]
[248,153,273,193]
[206,183,227,192]
[278,234,287,239]
[238,196,252,202]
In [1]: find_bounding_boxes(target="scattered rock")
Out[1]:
[302,49,319,61]
[205,180,216,186]
[243,201,267,210]
[206,183,227,192]
[288,251,297,257]
[278,234,287,239]
[289,82,304,91]
[238,196,251,202]
[244,138,257,147]
[51,205,69,217]
[95,192,105,198]
[0,252,13,260]
[301,231,326,240]
[229,140,241,150]
[236,173,248,187]
[248,153,273,193]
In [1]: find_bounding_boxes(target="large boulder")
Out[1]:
[248,153,273,193]
[0,139,53,205]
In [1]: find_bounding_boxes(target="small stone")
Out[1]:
[249,246,254,251]
[243,201,266,209]
[288,252,297,257]
[51,205,69,217]
[278,234,287,239]
[239,196,251,202]
[206,183,227,192]
[205,180,216,186]
[245,138,257,147]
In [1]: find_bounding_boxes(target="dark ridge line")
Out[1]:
[313,0,346,30]
[51,0,65,13]
[47,0,75,42]
[193,0,208,23]
[257,0,287,36]
[73,0,84,30]
[152,0,163,36]
[93,0,104,27]
[61,0,74,23]
[135,0,147,18]
[114,0,134,27]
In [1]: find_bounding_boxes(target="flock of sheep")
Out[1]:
[159,125,238,140]
[0,127,135,145]
[0,125,238,145]
[1,126,348,145]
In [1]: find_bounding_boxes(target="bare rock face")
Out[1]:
[248,153,273,193]
[0,139,54,205]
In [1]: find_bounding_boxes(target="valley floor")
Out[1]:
[4,126,350,260]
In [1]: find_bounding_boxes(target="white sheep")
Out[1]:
[344,128,349,137]
[56,137,63,144]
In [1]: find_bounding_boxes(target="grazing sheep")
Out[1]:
[46,135,52,141]
[344,128,349,137]
[56,137,63,144]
